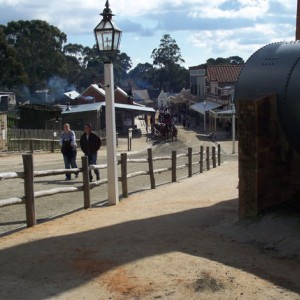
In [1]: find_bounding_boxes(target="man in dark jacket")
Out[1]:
[80,123,102,181]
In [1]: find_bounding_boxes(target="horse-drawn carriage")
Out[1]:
[148,111,178,143]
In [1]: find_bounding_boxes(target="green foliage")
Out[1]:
[0,19,244,100]
[151,34,185,68]
[2,20,67,92]
[152,64,189,93]
[128,63,154,89]
[0,27,27,89]
[206,56,244,65]
[149,34,186,92]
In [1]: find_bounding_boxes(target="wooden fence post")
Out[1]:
[172,150,177,182]
[200,145,204,173]
[81,156,91,209]
[206,146,210,171]
[218,144,221,166]
[22,154,36,227]
[121,153,128,198]
[148,148,155,189]
[188,147,192,177]
[29,139,33,153]
[212,146,216,168]
[51,140,55,153]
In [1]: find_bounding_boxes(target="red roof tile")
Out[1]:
[207,65,243,83]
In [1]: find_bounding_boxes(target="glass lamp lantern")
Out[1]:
[94,0,122,53]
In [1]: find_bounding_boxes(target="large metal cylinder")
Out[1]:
[235,41,300,152]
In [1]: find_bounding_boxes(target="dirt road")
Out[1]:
[0,159,300,299]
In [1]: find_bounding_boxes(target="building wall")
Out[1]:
[81,87,105,102]
[81,86,131,105]
[62,109,135,136]
[19,105,61,129]
[190,67,206,101]
[62,111,100,132]
[238,94,300,217]
[115,90,132,105]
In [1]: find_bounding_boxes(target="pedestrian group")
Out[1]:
[59,123,101,181]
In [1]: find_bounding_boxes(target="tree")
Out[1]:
[152,64,189,93]
[0,27,27,89]
[151,34,185,69]
[0,19,135,95]
[63,43,87,89]
[128,63,155,89]
[228,56,244,65]
[63,43,85,66]
[206,56,244,65]
[79,47,132,88]
[3,20,67,92]
[151,34,186,92]
[112,52,132,85]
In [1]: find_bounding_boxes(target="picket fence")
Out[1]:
[7,128,107,152]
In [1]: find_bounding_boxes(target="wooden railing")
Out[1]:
[0,145,221,228]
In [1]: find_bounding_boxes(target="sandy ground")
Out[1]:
[0,159,300,299]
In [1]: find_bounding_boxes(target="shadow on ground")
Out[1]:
[0,198,299,299]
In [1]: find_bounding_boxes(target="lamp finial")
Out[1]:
[101,0,114,20]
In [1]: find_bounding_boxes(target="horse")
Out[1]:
[169,124,178,141]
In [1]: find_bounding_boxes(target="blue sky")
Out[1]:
[0,0,298,69]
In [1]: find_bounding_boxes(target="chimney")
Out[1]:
[296,0,300,40]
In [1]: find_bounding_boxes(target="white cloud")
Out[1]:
[0,0,298,67]
[188,20,295,62]
[188,0,269,19]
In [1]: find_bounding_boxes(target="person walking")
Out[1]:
[59,123,78,180]
[80,123,102,182]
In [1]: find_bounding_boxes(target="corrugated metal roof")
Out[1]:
[61,102,155,114]
[209,107,235,118]
[133,90,149,101]
[64,91,80,99]
[190,101,222,115]
[114,102,155,112]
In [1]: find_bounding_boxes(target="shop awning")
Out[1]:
[209,107,236,118]
[190,101,222,115]
[62,102,155,115]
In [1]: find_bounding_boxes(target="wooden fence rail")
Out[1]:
[0,145,221,228]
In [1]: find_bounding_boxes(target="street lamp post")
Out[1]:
[94,0,122,205]
[230,90,236,154]
[232,102,236,154]
[203,101,207,132]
